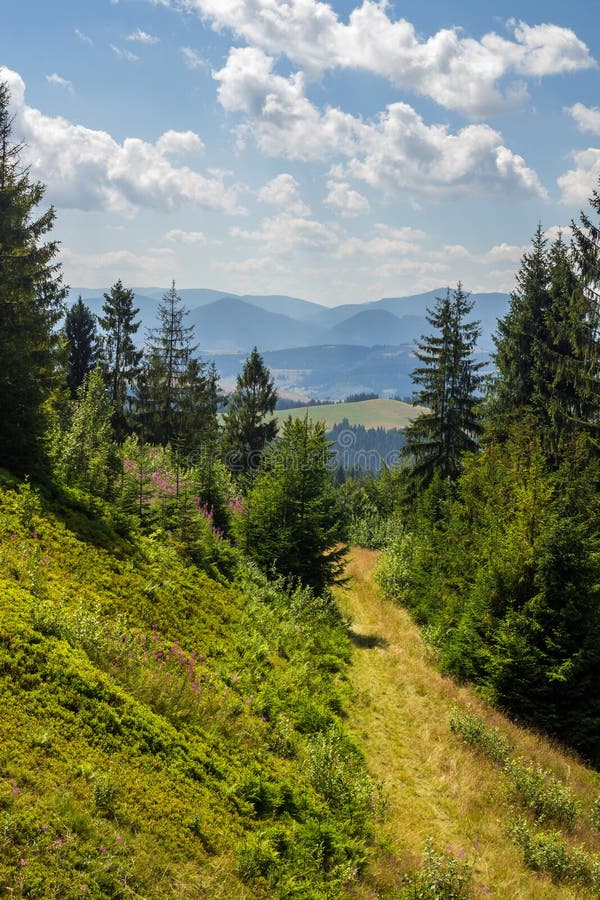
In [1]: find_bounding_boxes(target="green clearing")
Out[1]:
[274,399,426,431]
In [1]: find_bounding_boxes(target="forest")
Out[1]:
[2,66,600,897]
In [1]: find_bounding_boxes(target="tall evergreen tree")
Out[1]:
[0,80,67,474]
[64,297,99,397]
[98,280,142,441]
[490,225,551,434]
[222,346,278,474]
[143,281,196,446]
[239,416,347,594]
[402,284,482,487]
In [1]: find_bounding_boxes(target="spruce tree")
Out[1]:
[98,280,142,441]
[570,185,600,433]
[143,281,196,446]
[222,346,278,474]
[490,225,551,433]
[239,416,347,594]
[403,284,482,487]
[0,80,66,474]
[64,297,99,397]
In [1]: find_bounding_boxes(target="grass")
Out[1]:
[0,478,377,898]
[335,547,600,898]
[274,399,427,431]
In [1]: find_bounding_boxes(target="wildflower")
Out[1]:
[20,859,27,867]
[41,824,48,832]
[53,838,63,846]
[11,785,19,795]
[99,845,107,854]
[115,833,122,842]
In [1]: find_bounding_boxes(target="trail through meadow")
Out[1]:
[335,548,593,898]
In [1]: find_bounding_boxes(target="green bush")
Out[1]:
[400,838,472,899]
[449,707,511,765]
[511,820,600,890]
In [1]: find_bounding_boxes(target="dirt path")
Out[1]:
[335,547,584,898]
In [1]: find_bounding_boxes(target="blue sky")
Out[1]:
[3,0,600,305]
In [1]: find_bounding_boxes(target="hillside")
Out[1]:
[274,398,427,430]
[336,550,600,898]
[0,476,374,898]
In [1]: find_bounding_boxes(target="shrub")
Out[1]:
[511,820,600,890]
[505,759,580,830]
[449,707,511,765]
[400,838,472,899]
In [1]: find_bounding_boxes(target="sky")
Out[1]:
[2,0,600,306]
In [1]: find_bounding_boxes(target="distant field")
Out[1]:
[274,398,426,430]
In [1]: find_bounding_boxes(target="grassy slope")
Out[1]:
[274,400,426,431]
[335,548,600,899]
[0,479,372,899]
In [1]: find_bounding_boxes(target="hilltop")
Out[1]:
[273,398,427,430]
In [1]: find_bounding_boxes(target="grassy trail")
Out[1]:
[335,548,598,898]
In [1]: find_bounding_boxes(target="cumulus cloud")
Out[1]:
[61,246,175,284]
[558,148,600,205]
[126,29,160,44]
[46,73,74,94]
[231,212,339,255]
[1,67,242,216]
[155,129,205,154]
[257,173,310,215]
[325,180,369,217]
[338,224,426,258]
[567,103,600,135]
[215,48,546,200]
[184,0,595,117]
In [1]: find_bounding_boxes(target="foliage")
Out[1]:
[511,820,600,892]
[399,838,472,899]
[222,346,278,475]
[50,369,117,499]
[64,297,100,397]
[98,279,142,441]
[238,416,347,594]
[0,79,67,475]
[0,478,376,898]
[449,708,511,765]
[402,283,483,489]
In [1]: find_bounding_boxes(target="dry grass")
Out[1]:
[335,548,600,899]
[274,399,427,431]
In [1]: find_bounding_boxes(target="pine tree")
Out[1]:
[222,347,278,474]
[239,416,347,594]
[64,297,99,397]
[98,280,142,441]
[403,284,482,487]
[143,281,196,446]
[490,225,551,433]
[0,79,67,474]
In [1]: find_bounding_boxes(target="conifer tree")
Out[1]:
[143,281,196,446]
[98,280,142,441]
[403,284,482,487]
[222,347,278,474]
[64,297,99,397]
[239,416,346,594]
[0,80,67,474]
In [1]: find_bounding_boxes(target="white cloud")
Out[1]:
[215,48,546,200]
[126,28,160,44]
[181,47,206,69]
[2,67,242,216]
[74,28,93,47]
[231,212,339,255]
[165,229,207,243]
[338,224,425,258]
[485,242,527,263]
[111,45,140,62]
[155,129,204,154]
[46,73,74,94]
[61,246,175,284]
[325,180,369,217]
[257,173,310,215]
[558,148,600,205]
[185,1,595,117]
[567,103,600,136]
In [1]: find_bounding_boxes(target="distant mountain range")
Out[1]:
[69,286,509,400]
[70,286,510,353]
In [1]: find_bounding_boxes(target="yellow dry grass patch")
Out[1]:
[335,547,600,898]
